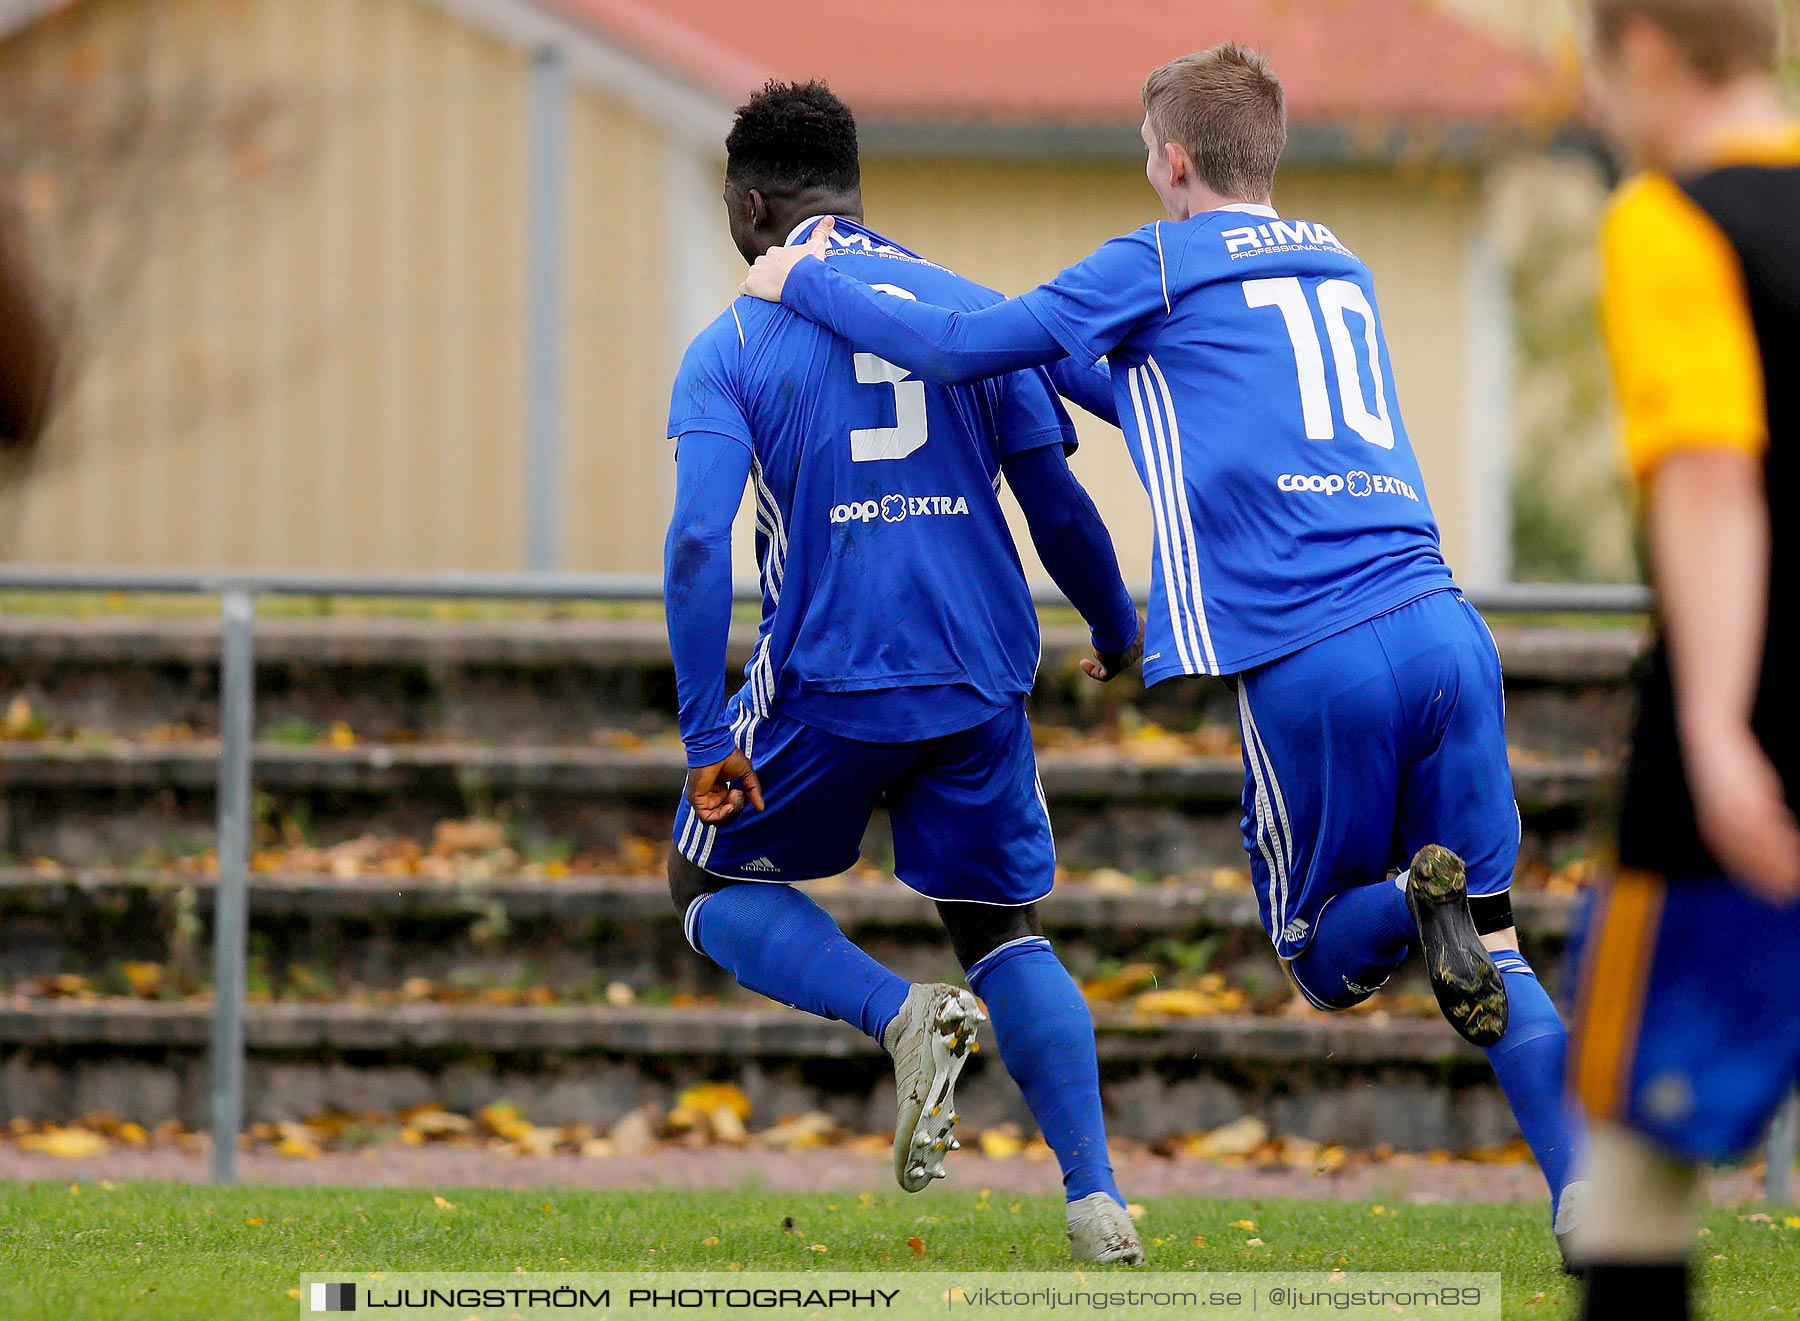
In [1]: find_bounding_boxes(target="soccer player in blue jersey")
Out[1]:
[743,46,1586,1255]
[664,82,1145,1264]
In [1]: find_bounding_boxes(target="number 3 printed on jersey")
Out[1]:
[1244,277,1395,450]
[849,284,928,462]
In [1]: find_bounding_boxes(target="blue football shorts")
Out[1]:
[1570,870,1800,1162]
[671,695,1054,906]
[1233,588,1521,963]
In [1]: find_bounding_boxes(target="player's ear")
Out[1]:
[746,187,769,231]
[1617,12,1679,86]
[1164,141,1193,189]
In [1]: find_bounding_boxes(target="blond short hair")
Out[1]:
[1591,0,1781,82]
[1140,43,1287,202]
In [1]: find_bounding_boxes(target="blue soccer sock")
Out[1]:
[1485,949,1586,1216]
[1288,878,1415,1005]
[689,884,910,1043]
[967,935,1124,1207]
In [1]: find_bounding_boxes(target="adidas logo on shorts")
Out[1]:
[739,857,780,874]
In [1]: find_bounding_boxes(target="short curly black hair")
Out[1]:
[725,80,860,194]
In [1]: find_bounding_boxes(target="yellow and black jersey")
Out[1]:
[1600,128,1800,877]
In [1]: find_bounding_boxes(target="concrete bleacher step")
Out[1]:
[0,998,1523,1153]
[0,615,1643,754]
[0,740,1609,874]
[0,867,1580,931]
[0,997,1484,1063]
[0,740,1611,803]
[0,868,1577,995]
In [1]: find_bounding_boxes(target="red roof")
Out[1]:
[544,0,1552,126]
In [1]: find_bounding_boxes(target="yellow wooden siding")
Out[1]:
[563,96,679,576]
[0,0,545,571]
[0,0,1485,585]
[860,158,1477,588]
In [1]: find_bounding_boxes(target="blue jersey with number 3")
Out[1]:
[1018,207,1453,683]
[667,218,1074,739]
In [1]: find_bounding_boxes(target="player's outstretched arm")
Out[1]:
[1048,358,1119,429]
[740,218,1065,386]
[1003,444,1142,683]
[665,430,764,823]
[1648,450,1800,900]
[745,217,1167,400]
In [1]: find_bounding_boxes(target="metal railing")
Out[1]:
[0,565,1657,612]
[3,566,1790,1203]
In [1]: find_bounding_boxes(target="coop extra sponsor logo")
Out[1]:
[1276,471,1419,502]
[829,495,971,525]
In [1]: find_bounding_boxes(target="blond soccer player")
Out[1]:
[1574,1,1800,1314]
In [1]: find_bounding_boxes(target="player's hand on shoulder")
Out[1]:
[1081,612,1146,684]
[1687,725,1800,904]
[739,217,835,302]
[685,749,766,825]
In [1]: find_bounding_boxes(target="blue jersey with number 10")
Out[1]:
[667,218,1075,744]
[1018,206,1453,683]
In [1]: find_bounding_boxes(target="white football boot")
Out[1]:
[1553,1179,1591,1275]
[1066,1192,1146,1265]
[883,983,984,1192]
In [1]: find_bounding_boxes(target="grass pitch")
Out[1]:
[0,1182,1795,1319]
